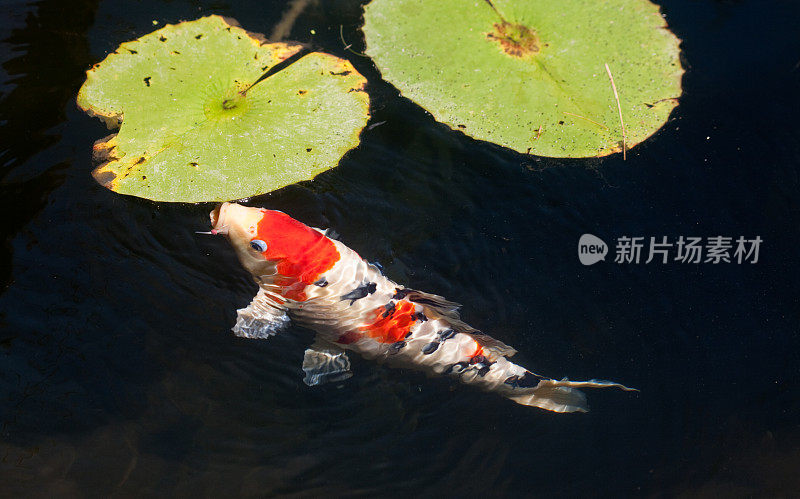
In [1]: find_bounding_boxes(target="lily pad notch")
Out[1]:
[78,16,370,202]
[363,0,684,158]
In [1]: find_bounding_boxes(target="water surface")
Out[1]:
[1,0,799,496]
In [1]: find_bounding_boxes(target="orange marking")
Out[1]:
[280,282,308,302]
[254,211,340,301]
[359,301,417,344]
[468,343,485,361]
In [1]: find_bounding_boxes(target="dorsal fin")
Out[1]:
[395,287,517,358]
[463,331,517,358]
[311,226,340,240]
[392,287,462,320]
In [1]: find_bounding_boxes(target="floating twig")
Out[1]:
[340,25,369,57]
[604,62,627,160]
[270,0,315,41]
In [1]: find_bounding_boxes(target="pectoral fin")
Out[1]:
[302,339,353,386]
[232,288,290,339]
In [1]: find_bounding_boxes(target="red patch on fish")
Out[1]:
[360,301,417,343]
[469,344,485,360]
[336,331,362,345]
[255,211,340,301]
[280,281,308,302]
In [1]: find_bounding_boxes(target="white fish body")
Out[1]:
[211,202,635,412]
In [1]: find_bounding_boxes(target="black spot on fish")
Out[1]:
[340,281,377,305]
[314,277,328,287]
[392,288,411,300]
[444,361,469,375]
[421,342,439,355]
[382,301,396,318]
[516,372,541,388]
[469,355,485,365]
[412,311,428,322]
[504,375,519,388]
[477,364,491,377]
[437,329,457,341]
[389,341,406,353]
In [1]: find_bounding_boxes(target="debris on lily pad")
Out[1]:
[363,0,683,158]
[78,15,369,202]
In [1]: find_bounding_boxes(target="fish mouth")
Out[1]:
[209,202,230,235]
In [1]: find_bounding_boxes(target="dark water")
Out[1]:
[1,0,799,496]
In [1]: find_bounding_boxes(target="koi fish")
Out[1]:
[210,202,636,412]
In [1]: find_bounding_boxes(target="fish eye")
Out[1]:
[249,239,267,252]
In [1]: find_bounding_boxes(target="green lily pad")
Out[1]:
[78,16,369,202]
[363,0,683,158]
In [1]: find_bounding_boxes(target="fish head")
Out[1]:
[210,202,279,279]
[210,202,339,286]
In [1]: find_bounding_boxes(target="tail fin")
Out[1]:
[506,378,637,413]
